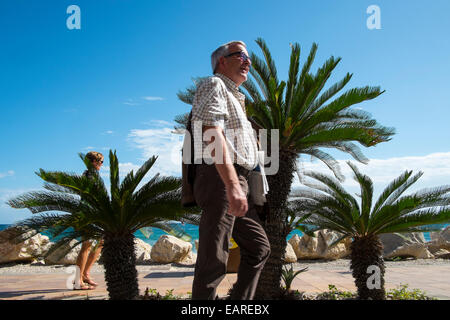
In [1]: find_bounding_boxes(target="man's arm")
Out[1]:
[203,125,248,217]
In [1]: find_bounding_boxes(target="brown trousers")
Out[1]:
[191,164,271,300]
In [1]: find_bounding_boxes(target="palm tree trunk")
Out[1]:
[102,233,139,300]
[254,151,297,299]
[350,234,386,300]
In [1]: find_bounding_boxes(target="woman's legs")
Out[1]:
[75,241,93,289]
[83,240,104,286]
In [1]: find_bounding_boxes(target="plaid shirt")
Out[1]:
[191,73,258,170]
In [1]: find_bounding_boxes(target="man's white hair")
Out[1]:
[211,40,247,74]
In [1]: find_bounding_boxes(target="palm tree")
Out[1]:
[7,150,198,300]
[241,38,395,299]
[291,162,450,299]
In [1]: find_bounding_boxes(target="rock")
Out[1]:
[289,230,350,260]
[386,243,434,259]
[379,233,426,257]
[134,238,152,264]
[433,249,450,259]
[425,227,450,255]
[429,231,441,241]
[30,258,46,266]
[177,251,197,265]
[319,230,350,260]
[288,235,302,258]
[150,235,192,264]
[0,227,53,264]
[45,240,82,265]
[283,243,297,263]
[292,233,320,259]
[441,226,450,241]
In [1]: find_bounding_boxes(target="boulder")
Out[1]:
[425,227,450,255]
[135,238,152,264]
[379,233,425,257]
[150,235,192,264]
[433,249,450,259]
[289,230,350,260]
[288,235,302,259]
[441,226,450,241]
[0,227,53,264]
[45,240,82,265]
[283,243,297,263]
[386,243,434,259]
[177,251,197,265]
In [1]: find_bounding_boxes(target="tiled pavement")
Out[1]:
[1,264,449,300]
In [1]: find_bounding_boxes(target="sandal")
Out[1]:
[82,276,98,287]
[73,281,95,290]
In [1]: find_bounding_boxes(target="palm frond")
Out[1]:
[119,156,158,201]
[255,37,279,85]
[285,42,300,115]
[347,162,373,233]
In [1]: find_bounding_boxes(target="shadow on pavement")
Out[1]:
[0,289,68,299]
[144,271,195,278]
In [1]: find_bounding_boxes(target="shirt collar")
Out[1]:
[215,73,246,106]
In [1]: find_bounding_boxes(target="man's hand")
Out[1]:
[226,182,248,217]
[202,125,248,217]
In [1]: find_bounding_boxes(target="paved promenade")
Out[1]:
[0,260,449,300]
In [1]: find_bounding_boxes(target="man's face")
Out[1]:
[220,43,251,86]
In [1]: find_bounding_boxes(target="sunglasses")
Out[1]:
[224,51,251,63]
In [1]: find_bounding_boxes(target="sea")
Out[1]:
[0,223,447,254]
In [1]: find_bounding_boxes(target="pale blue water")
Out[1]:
[1,223,447,254]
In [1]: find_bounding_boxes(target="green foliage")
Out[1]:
[7,150,200,260]
[292,161,450,240]
[141,288,186,300]
[243,38,395,180]
[281,264,309,291]
[386,284,437,300]
[316,284,357,300]
[313,284,436,300]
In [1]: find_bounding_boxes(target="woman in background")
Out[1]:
[74,151,104,290]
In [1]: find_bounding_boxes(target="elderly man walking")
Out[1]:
[190,41,271,300]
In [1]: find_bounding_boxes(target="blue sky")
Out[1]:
[1,0,449,223]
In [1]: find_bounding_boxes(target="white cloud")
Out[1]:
[142,96,164,101]
[124,96,164,106]
[128,124,183,177]
[123,98,140,106]
[101,162,142,178]
[0,171,15,179]
[104,130,114,135]
[293,152,450,198]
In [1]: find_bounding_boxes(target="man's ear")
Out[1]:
[217,56,226,70]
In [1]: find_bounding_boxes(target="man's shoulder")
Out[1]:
[196,75,226,92]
